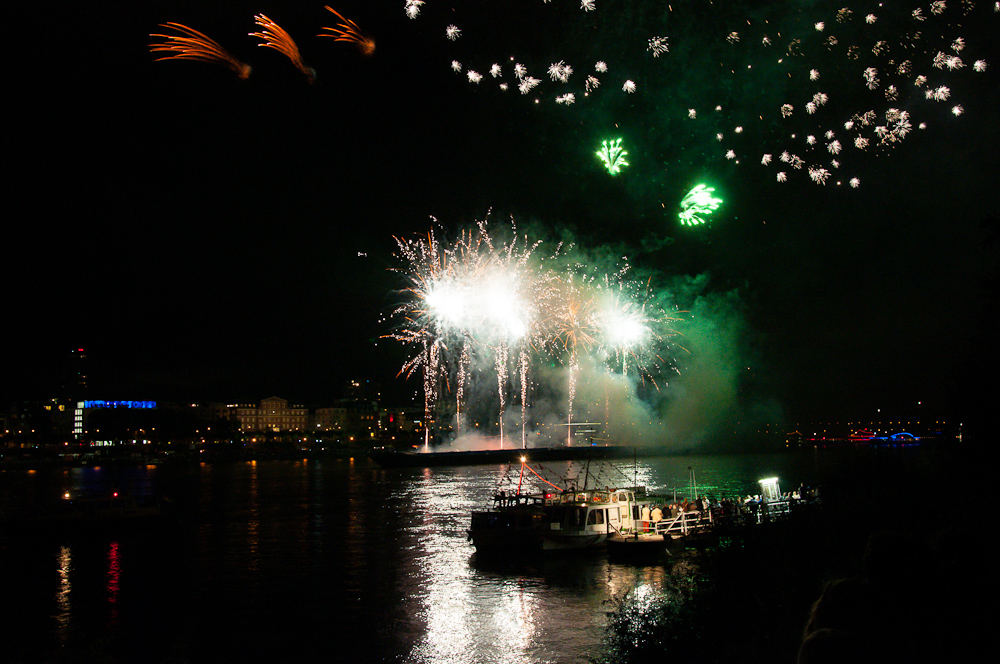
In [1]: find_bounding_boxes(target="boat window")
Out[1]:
[593,493,607,503]
[561,506,586,527]
[587,509,605,525]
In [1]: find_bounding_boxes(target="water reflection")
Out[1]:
[400,467,677,664]
[55,545,72,644]
[247,460,260,572]
[107,541,121,627]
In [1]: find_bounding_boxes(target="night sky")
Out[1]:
[8,1,999,437]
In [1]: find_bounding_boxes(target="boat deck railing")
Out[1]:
[652,510,714,537]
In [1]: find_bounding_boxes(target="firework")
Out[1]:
[401,1,995,187]
[596,138,629,175]
[678,185,723,226]
[250,14,315,82]
[149,23,251,79]
[318,6,375,56]
[388,220,678,447]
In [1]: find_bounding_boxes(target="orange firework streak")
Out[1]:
[149,23,252,79]
[249,14,315,82]
[318,6,375,56]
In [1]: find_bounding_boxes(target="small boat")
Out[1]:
[468,459,646,554]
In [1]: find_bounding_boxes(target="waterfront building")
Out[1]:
[227,397,308,433]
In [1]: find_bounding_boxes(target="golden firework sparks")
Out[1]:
[149,23,251,79]
[318,6,375,56]
[249,14,315,82]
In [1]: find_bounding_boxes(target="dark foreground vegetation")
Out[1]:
[596,442,990,664]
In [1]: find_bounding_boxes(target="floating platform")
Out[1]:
[369,445,638,468]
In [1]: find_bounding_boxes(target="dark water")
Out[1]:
[0,448,935,663]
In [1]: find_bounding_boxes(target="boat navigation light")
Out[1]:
[63,492,71,500]
[520,456,527,463]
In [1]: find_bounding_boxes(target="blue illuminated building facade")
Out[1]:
[73,400,157,440]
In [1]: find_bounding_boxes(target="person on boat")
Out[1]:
[650,505,663,524]
[641,504,651,532]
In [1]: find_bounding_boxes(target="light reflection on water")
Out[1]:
[1,451,830,662]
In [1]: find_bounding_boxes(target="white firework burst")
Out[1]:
[866,14,877,24]
[586,75,600,92]
[581,0,596,11]
[952,105,964,116]
[688,108,697,119]
[622,80,636,93]
[595,61,608,73]
[490,64,502,78]
[405,0,424,19]
[806,102,817,114]
[810,69,820,81]
[761,154,772,165]
[499,83,508,91]
[548,61,572,82]
[972,60,987,72]
[814,22,825,31]
[952,37,966,52]
[931,2,947,15]
[864,68,880,90]
[912,8,926,21]
[914,75,928,87]
[716,133,724,141]
[849,178,861,188]
[727,32,740,44]
[855,136,869,149]
[648,36,669,57]
[806,135,817,145]
[809,167,831,184]
[825,130,835,140]
[514,63,527,79]
[725,150,736,160]
[932,86,951,101]
[467,70,482,83]
[555,93,576,104]
[776,172,787,182]
[451,60,462,72]
[813,92,829,106]
[781,103,794,118]
[828,140,842,154]
[518,77,540,94]
[779,151,791,163]
[445,25,461,40]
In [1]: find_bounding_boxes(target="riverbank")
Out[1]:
[595,443,990,664]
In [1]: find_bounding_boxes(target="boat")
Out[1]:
[467,459,647,553]
[369,444,638,468]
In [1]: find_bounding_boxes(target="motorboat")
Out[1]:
[468,459,644,553]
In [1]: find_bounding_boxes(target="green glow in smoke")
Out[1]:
[596,138,629,176]
[678,184,723,226]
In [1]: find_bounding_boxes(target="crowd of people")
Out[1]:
[638,485,821,532]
